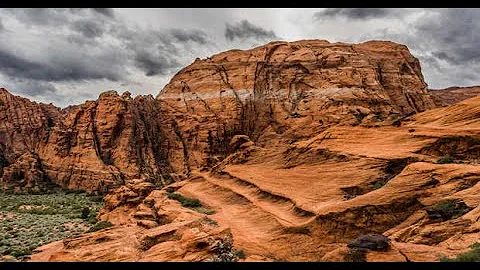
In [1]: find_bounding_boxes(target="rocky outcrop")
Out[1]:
[429,86,480,107]
[156,40,437,170]
[1,89,189,193]
[0,88,60,162]
[160,40,435,114]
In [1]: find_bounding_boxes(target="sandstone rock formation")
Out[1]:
[2,39,480,262]
[0,89,189,193]
[1,40,439,193]
[429,86,480,107]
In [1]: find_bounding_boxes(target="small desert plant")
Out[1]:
[81,207,90,219]
[436,155,454,164]
[372,179,388,190]
[205,236,241,262]
[167,192,202,208]
[87,221,113,233]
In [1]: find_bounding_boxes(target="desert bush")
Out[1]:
[205,236,241,262]
[87,221,113,233]
[81,207,90,219]
[372,179,388,190]
[167,192,202,208]
[436,155,454,164]
[427,199,471,220]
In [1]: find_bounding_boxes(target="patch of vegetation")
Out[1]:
[205,236,243,262]
[436,155,455,164]
[86,221,113,233]
[0,192,104,259]
[440,243,480,262]
[167,192,202,208]
[166,192,216,215]
[81,207,90,219]
[427,199,472,221]
[64,189,86,194]
[372,179,388,190]
[0,152,8,170]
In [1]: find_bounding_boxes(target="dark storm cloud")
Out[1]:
[0,18,3,32]
[358,8,480,88]
[0,48,124,82]
[12,80,58,97]
[91,8,115,18]
[71,20,105,38]
[134,51,180,76]
[414,9,480,65]
[314,8,392,20]
[225,20,278,41]
[112,26,203,77]
[170,29,208,44]
[0,8,208,84]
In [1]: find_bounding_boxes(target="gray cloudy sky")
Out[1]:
[0,8,479,107]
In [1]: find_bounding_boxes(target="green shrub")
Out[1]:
[167,192,202,208]
[436,155,454,164]
[440,243,480,262]
[205,236,240,262]
[81,207,90,219]
[427,199,471,220]
[372,179,388,190]
[87,221,113,233]
[8,247,33,258]
[65,189,86,194]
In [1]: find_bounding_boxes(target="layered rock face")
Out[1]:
[429,86,480,107]
[160,40,435,114]
[0,88,61,191]
[157,40,436,163]
[0,90,188,192]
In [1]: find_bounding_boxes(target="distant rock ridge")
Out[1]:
[428,86,480,107]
